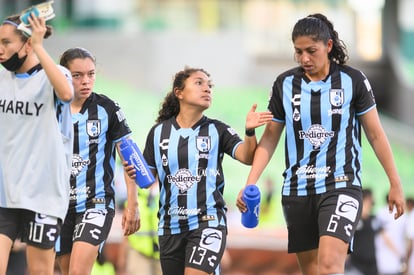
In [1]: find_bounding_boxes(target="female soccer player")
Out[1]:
[126,66,273,275]
[56,47,140,275]
[0,13,73,275]
[236,13,405,275]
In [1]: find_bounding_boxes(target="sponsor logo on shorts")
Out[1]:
[82,209,107,227]
[335,194,359,222]
[35,213,58,225]
[200,228,222,253]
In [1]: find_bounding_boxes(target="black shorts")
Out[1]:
[282,188,362,253]
[56,208,114,256]
[159,226,227,275]
[0,207,62,249]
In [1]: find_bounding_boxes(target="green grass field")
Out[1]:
[95,77,414,226]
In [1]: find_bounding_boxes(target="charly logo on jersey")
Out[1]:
[159,138,169,150]
[299,124,334,149]
[291,94,301,106]
[291,94,301,121]
[86,120,101,137]
[196,136,211,152]
[329,89,344,107]
[167,168,201,192]
[71,154,91,177]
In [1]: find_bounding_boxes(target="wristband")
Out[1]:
[245,128,255,137]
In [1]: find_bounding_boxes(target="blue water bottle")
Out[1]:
[120,139,155,188]
[20,7,40,25]
[241,185,261,228]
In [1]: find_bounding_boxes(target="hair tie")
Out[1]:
[3,20,19,27]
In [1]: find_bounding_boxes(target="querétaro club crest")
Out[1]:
[329,89,344,107]
[86,120,101,137]
[196,136,211,152]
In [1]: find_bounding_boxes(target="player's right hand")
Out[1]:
[122,161,136,179]
[236,188,247,213]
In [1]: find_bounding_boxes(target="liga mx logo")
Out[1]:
[86,120,101,137]
[329,89,344,107]
[196,136,211,152]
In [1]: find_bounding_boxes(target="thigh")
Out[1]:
[0,234,13,275]
[69,241,100,274]
[26,244,56,274]
[73,208,114,247]
[282,195,319,253]
[318,188,363,246]
[56,211,76,256]
[318,235,349,274]
[159,234,186,275]
[68,209,114,274]
[21,210,62,249]
[185,227,226,274]
[0,207,19,274]
[0,208,21,241]
[296,249,319,275]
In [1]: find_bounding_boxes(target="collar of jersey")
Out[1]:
[15,64,42,79]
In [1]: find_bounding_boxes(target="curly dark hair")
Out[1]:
[156,66,210,123]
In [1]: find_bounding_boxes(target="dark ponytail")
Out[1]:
[59,47,96,68]
[292,13,348,64]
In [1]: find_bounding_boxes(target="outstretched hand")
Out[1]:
[245,104,273,130]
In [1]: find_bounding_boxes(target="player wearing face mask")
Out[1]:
[0,37,28,71]
[0,12,73,275]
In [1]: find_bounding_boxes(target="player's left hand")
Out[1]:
[245,104,273,130]
[122,207,140,236]
[388,183,405,219]
[27,12,46,47]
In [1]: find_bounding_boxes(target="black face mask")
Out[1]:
[1,52,28,72]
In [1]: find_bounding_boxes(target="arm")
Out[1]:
[28,15,73,102]
[234,104,273,164]
[359,108,405,219]
[236,121,284,212]
[116,142,141,236]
